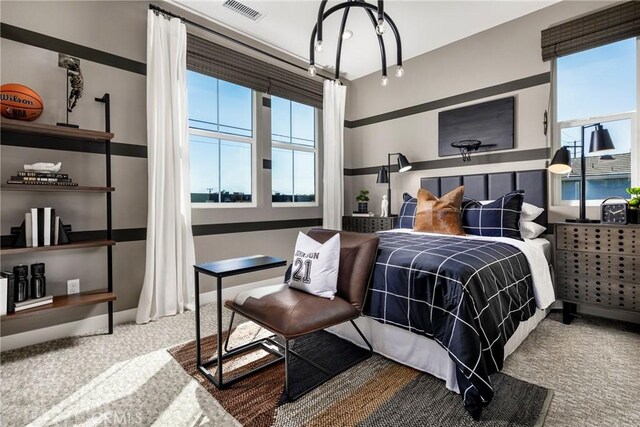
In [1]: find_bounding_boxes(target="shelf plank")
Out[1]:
[0,239,116,255]
[0,119,114,141]
[1,291,116,321]
[1,184,114,193]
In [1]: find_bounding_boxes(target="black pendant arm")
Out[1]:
[359,2,387,77]
[384,13,402,66]
[334,7,352,79]
[377,0,384,23]
[309,28,316,66]
[316,1,329,45]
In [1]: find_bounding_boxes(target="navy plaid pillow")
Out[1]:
[395,193,417,229]
[462,191,524,240]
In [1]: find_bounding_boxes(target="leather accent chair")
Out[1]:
[224,229,379,400]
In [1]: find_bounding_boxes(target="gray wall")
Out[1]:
[343,1,617,221]
[0,1,321,337]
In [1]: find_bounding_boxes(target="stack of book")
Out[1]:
[14,295,53,312]
[352,211,375,217]
[13,208,71,247]
[7,171,78,187]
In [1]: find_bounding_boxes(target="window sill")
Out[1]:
[272,202,319,208]
[192,202,257,209]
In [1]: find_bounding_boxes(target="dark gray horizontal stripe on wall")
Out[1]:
[345,148,550,176]
[1,219,322,246]
[345,72,551,129]
[0,133,147,158]
[1,23,146,75]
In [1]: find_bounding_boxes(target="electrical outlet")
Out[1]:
[67,279,80,295]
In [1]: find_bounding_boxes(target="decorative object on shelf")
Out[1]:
[0,271,16,315]
[451,140,482,162]
[548,123,615,223]
[24,162,62,173]
[627,187,640,224]
[308,1,404,84]
[381,194,389,217]
[0,83,44,121]
[14,295,53,312]
[600,197,629,224]
[30,263,46,299]
[10,212,71,248]
[376,152,412,216]
[57,53,83,128]
[356,189,370,213]
[12,265,29,303]
[439,97,514,157]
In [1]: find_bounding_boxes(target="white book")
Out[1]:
[43,207,52,246]
[25,212,33,247]
[0,277,7,316]
[30,208,38,247]
[14,299,53,312]
[54,216,60,246]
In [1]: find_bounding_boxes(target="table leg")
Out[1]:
[217,276,223,385]
[194,270,201,366]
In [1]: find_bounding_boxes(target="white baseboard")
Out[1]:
[0,277,280,352]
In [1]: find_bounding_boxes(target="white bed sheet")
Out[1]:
[328,230,554,394]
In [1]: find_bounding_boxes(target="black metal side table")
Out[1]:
[194,255,287,388]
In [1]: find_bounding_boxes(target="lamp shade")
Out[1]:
[548,146,572,174]
[376,166,389,184]
[397,153,412,172]
[589,125,615,153]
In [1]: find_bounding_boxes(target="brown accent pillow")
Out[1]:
[414,186,465,235]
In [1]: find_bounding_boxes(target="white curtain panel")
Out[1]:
[322,80,347,230]
[137,11,196,324]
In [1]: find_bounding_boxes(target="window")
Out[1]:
[271,96,317,204]
[555,38,638,203]
[187,71,255,205]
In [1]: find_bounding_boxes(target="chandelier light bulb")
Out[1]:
[375,20,386,35]
[342,30,353,40]
[381,75,389,86]
[315,40,323,53]
[308,65,317,77]
[395,66,405,78]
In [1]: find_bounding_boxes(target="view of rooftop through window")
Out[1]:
[556,38,637,200]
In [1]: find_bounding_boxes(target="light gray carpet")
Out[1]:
[1,309,639,426]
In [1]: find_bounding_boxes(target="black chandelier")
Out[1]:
[308,0,404,85]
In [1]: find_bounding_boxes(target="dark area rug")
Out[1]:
[168,322,553,427]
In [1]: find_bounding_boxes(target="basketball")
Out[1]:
[1,83,44,121]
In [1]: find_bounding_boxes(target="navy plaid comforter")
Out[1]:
[364,231,536,419]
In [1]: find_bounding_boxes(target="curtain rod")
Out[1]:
[149,4,332,81]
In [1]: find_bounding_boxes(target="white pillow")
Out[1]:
[288,232,340,300]
[520,220,546,239]
[479,200,544,222]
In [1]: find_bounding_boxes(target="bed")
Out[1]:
[328,170,555,419]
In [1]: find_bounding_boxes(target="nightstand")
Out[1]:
[554,222,639,324]
[342,216,396,233]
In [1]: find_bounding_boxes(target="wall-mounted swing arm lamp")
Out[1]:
[376,152,412,216]
[548,123,615,223]
[308,0,404,85]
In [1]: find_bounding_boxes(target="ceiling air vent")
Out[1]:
[223,0,265,22]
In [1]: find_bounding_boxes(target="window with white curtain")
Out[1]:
[187,70,256,205]
[554,38,638,204]
[271,96,317,205]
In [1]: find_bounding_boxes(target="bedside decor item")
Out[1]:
[381,194,388,217]
[0,83,44,121]
[13,265,29,303]
[627,187,640,224]
[548,123,615,223]
[376,152,412,216]
[308,1,404,83]
[355,189,370,213]
[439,97,514,157]
[601,197,629,224]
[57,54,83,128]
[414,186,465,236]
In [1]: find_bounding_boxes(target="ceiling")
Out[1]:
[174,1,558,80]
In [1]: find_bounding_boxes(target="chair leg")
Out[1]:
[223,311,235,352]
[284,339,291,401]
[350,319,373,356]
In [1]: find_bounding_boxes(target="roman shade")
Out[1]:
[187,33,323,108]
[541,1,640,62]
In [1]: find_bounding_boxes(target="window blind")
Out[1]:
[541,1,640,62]
[187,33,323,108]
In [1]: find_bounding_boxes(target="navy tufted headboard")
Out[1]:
[420,169,548,230]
